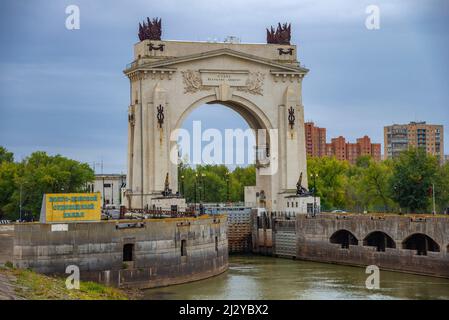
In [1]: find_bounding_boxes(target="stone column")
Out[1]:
[278,104,287,191]
[132,100,143,208]
[126,105,135,204]
[152,82,169,193]
[284,84,302,190]
[296,78,308,189]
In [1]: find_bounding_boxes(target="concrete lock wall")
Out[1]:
[1,215,228,289]
[254,214,449,278]
[294,215,449,278]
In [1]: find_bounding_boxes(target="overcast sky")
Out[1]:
[0,0,448,173]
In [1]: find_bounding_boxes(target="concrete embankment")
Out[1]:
[0,215,228,289]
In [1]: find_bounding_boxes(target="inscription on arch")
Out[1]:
[181,69,265,95]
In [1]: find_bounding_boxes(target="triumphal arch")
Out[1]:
[124,19,311,211]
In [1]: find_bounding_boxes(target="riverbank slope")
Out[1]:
[0,265,132,300]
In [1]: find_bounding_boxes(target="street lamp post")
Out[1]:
[195,173,198,209]
[180,175,184,197]
[225,172,230,203]
[201,173,206,202]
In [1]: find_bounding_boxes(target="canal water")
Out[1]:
[144,255,449,300]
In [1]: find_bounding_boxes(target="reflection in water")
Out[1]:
[144,255,449,300]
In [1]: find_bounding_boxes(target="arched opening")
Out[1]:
[402,233,440,256]
[176,102,264,204]
[363,231,396,252]
[330,229,358,249]
[123,243,134,262]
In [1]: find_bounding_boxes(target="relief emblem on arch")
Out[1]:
[181,69,265,95]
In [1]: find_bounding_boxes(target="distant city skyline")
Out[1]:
[1,0,448,173]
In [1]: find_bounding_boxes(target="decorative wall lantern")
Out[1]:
[157,105,164,128]
[288,107,295,129]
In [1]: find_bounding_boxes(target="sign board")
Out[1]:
[40,192,101,223]
[51,224,69,232]
[199,70,248,87]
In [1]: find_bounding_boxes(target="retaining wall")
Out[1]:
[0,215,228,289]
[253,213,449,278]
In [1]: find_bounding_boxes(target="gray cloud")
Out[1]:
[0,0,448,173]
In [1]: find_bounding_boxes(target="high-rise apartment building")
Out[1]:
[305,122,382,164]
[305,122,327,157]
[325,135,381,164]
[384,122,444,162]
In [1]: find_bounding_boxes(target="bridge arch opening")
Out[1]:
[177,102,262,167]
[330,229,358,249]
[402,233,440,256]
[363,231,396,252]
[175,101,269,204]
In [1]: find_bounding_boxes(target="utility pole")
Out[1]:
[180,175,184,197]
[201,173,206,202]
[194,173,198,208]
[102,176,105,209]
[226,172,230,203]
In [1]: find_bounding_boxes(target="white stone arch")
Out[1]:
[124,40,309,211]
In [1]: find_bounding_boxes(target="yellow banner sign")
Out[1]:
[40,192,101,223]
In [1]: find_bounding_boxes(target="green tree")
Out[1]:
[344,163,368,213]
[0,160,19,219]
[178,163,256,203]
[351,157,395,213]
[390,148,439,213]
[0,150,94,220]
[0,146,14,163]
[435,162,449,213]
[307,156,349,210]
[230,165,256,200]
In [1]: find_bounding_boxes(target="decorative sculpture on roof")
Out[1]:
[266,23,291,45]
[138,17,162,41]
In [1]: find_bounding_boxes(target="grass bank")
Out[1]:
[0,264,132,300]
